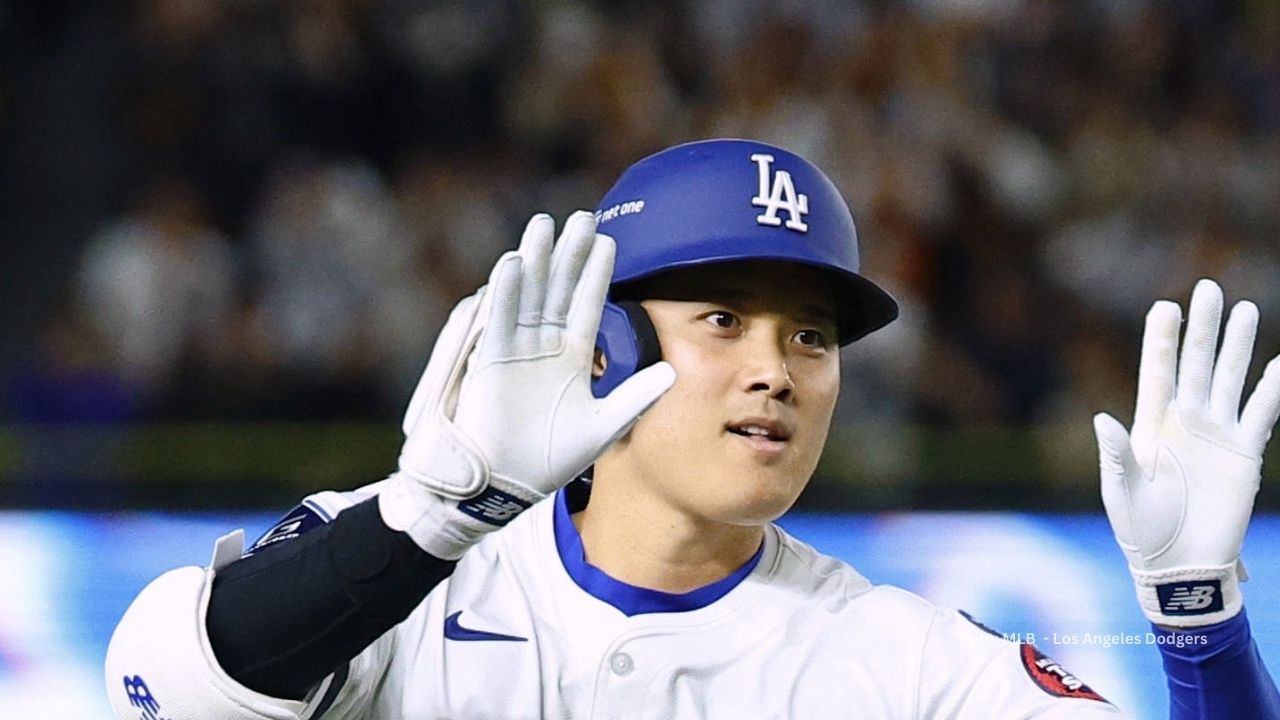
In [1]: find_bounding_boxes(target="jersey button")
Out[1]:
[610,652,634,676]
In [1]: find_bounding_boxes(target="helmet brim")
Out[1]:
[612,255,899,347]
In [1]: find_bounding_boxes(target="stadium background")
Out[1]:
[1,1,1279,717]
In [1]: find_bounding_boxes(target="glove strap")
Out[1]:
[379,472,546,560]
[1131,561,1244,627]
[396,419,490,500]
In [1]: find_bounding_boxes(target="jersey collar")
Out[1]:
[552,482,764,617]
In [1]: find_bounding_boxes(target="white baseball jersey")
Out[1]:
[238,481,1125,720]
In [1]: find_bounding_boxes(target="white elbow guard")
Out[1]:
[104,530,311,720]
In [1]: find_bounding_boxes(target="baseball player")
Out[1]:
[106,140,1280,718]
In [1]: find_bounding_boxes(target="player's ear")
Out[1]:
[592,347,607,379]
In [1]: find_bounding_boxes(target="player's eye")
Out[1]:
[703,311,740,331]
[794,329,829,349]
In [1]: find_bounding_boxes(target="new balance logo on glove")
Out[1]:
[458,488,531,526]
[1158,581,1223,615]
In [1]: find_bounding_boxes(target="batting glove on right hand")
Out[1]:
[380,212,676,559]
[1094,279,1280,627]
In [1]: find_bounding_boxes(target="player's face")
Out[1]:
[601,261,841,526]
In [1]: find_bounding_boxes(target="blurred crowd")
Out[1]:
[3,1,1280,482]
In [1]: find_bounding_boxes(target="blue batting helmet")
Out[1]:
[590,138,899,398]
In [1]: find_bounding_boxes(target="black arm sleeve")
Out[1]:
[205,497,456,700]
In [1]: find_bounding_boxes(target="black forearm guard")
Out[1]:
[206,497,456,700]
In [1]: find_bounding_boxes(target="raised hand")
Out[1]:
[1094,279,1280,626]
[384,212,675,559]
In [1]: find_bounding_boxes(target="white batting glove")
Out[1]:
[380,211,676,559]
[1094,279,1280,627]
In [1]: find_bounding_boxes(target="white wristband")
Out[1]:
[376,473,541,560]
[1130,561,1244,627]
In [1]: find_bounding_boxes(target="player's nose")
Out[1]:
[739,332,795,402]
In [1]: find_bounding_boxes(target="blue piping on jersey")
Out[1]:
[552,486,763,617]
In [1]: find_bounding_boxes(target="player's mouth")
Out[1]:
[725,417,792,453]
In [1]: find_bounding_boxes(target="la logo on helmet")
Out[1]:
[750,153,809,232]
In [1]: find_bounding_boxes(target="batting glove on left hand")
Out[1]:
[1094,279,1280,627]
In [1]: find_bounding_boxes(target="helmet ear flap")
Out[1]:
[591,300,662,399]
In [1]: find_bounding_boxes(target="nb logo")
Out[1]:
[750,153,809,232]
[123,675,167,720]
[1165,585,1216,611]
[259,517,304,544]
[457,488,531,526]
[1157,581,1223,615]
[473,497,523,521]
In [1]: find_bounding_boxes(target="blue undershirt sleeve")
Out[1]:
[1156,608,1280,719]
